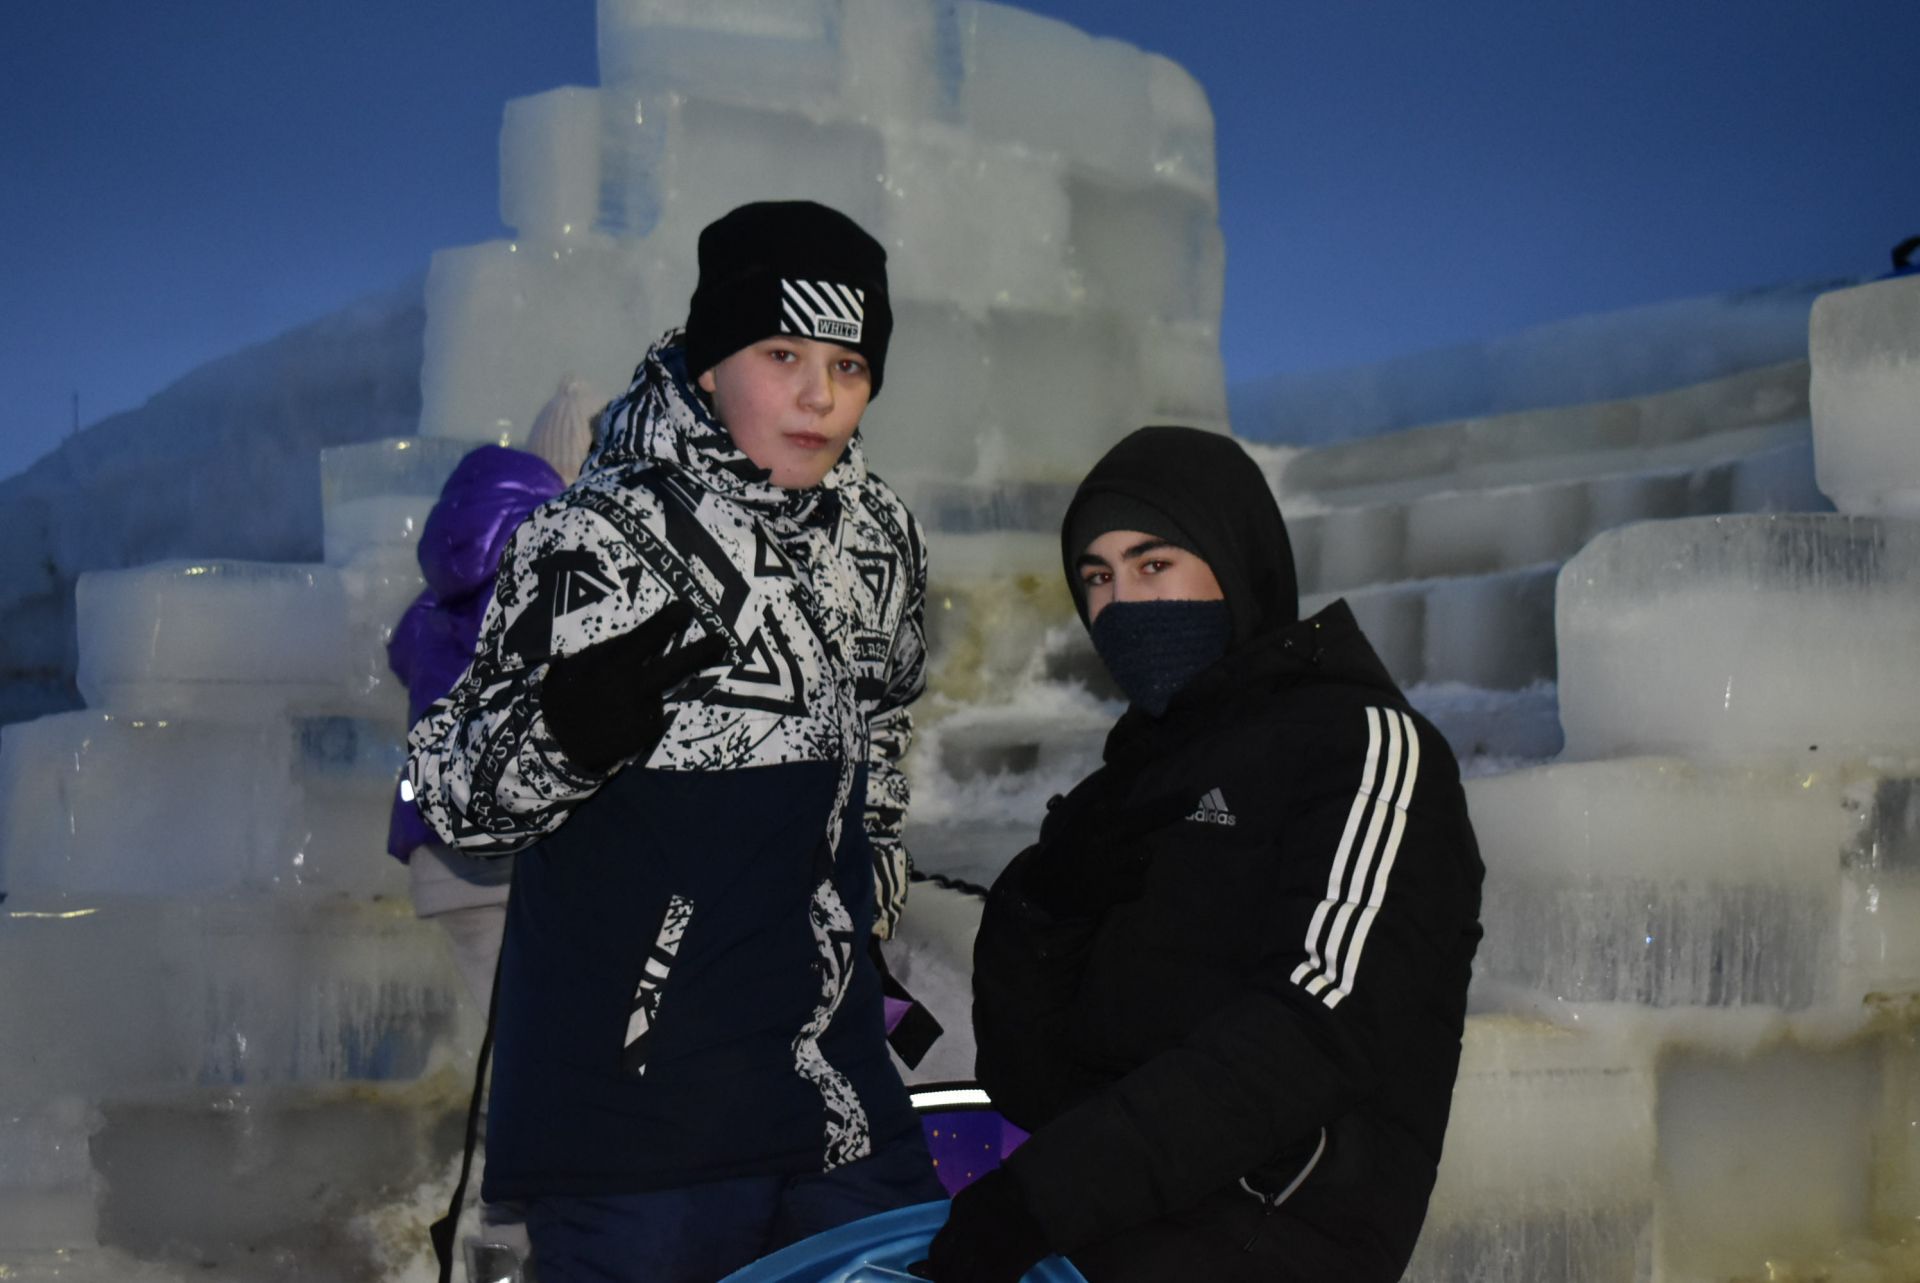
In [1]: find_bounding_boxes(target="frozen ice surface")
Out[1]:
[1305,563,1560,691]
[907,676,1117,826]
[0,895,467,1101]
[418,234,659,443]
[321,438,482,566]
[917,538,1084,702]
[1133,318,1229,431]
[1812,273,1920,517]
[0,1099,99,1250]
[666,97,891,243]
[596,0,842,113]
[1656,1041,1885,1279]
[1067,178,1223,324]
[88,1086,464,1283]
[0,1249,194,1283]
[957,5,1151,186]
[837,0,964,125]
[1403,1017,1654,1283]
[861,303,995,484]
[1,712,287,897]
[1273,359,1810,504]
[877,124,1073,314]
[1468,755,1920,1009]
[419,0,1225,483]
[500,87,602,241]
[0,712,410,900]
[74,561,368,718]
[1288,432,1822,595]
[1235,285,1827,447]
[1557,515,1920,761]
[1403,681,1564,769]
[322,496,433,568]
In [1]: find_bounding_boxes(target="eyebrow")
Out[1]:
[1075,538,1179,570]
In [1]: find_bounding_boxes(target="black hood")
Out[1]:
[1061,426,1298,648]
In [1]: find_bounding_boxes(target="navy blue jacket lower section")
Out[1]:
[482,760,917,1200]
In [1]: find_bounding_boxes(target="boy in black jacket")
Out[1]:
[917,426,1484,1282]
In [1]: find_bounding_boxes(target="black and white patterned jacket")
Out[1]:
[405,336,932,1193]
[407,332,927,936]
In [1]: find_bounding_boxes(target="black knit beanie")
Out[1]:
[684,201,893,396]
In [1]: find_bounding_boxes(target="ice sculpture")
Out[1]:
[0,3,1228,1275]
[418,0,1227,516]
[4,2,1916,1279]
[0,433,477,1279]
[1812,272,1920,517]
[1440,506,1920,1280]
[1557,515,1920,762]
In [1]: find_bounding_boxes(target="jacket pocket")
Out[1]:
[619,894,695,1076]
[1241,1126,1328,1210]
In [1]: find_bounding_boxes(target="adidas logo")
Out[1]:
[1187,787,1237,827]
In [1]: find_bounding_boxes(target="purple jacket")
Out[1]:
[386,445,566,859]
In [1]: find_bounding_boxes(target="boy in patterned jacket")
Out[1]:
[406,201,942,1282]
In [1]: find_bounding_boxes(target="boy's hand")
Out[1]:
[539,600,728,771]
[908,1170,1051,1283]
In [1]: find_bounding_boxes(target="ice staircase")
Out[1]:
[900,343,1828,899]
[893,275,1920,1282]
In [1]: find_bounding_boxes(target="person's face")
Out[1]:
[1075,528,1225,623]
[696,336,871,489]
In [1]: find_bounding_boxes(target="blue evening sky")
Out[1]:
[1,0,1913,480]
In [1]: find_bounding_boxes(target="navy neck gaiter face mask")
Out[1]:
[1089,599,1233,716]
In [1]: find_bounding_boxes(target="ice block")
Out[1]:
[1403,1016,1655,1283]
[1811,273,1920,517]
[74,562,365,718]
[1556,515,1920,761]
[1468,755,1920,1009]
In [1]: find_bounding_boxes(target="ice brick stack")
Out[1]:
[1278,358,1825,717]
[1400,281,1920,1281]
[0,439,478,1278]
[1811,273,1920,517]
[417,0,1226,578]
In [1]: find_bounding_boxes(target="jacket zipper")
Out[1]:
[1240,1126,1327,1252]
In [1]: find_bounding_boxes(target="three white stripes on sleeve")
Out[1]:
[1291,706,1421,1010]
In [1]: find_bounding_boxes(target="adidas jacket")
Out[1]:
[406,334,929,1194]
[972,602,1483,1276]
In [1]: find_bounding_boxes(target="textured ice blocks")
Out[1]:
[419,0,1227,509]
[0,711,409,900]
[1812,273,1920,517]
[1469,754,1920,1010]
[1557,515,1920,761]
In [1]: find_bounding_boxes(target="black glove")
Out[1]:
[909,1169,1052,1283]
[539,599,727,771]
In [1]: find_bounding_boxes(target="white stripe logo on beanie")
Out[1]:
[780,279,865,344]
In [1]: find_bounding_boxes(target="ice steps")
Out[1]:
[1288,430,1822,596]
[1277,359,1809,504]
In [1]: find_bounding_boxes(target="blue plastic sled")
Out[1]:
[716,1200,1086,1283]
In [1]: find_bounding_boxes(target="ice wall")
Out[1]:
[1812,272,1920,517]
[1556,515,1920,762]
[1440,490,1920,1277]
[0,434,478,1279]
[417,0,1227,507]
